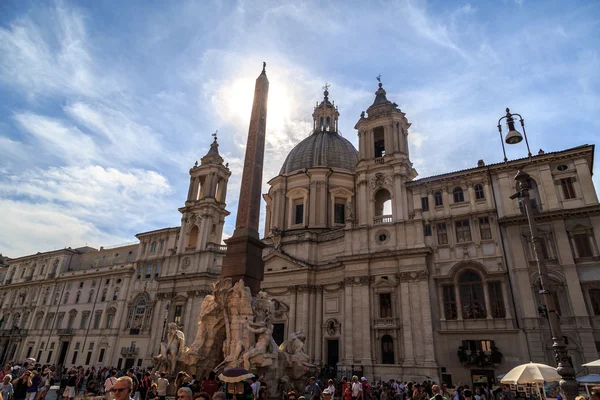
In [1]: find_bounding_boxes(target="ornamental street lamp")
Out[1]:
[497,108,578,400]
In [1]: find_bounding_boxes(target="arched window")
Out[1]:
[459,271,486,319]
[105,308,116,329]
[374,189,392,222]
[474,184,485,200]
[320,117,324,129]
[63,292,70,304]
[88,290,94,303]
[113,288,120,301]
[67,310,77,329]
[381,335,394,364]
[325,116,331,130]
[34,312,44,330]
[453,187,464,203]
[188,226,199,249]
[150,241,157,253]
[126,297,152,334]
[75,291,81,304]
[101,289,107,302]
[434,191,443,206]
[53,293,59,305]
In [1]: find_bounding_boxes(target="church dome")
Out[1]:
[280,131,358,174]
[279,87,359,174]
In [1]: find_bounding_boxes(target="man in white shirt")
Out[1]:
[157,372,169,400]
[351,376,362,400]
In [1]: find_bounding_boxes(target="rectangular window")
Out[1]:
[560,177,576,199]
[479,217,492,240]
[155,263,161,278]
[71,351,78,365]
[334,203,345,224]
[55,315,63,329]
[574,233,593,258]
[379,293,393,318]
[424,224,432,236]
[421,197,429,211]
[93,313,101,329]
[174,305,183,325]
[79,314,88,329]
[137,267,142,280]
[590,289,600,316]
[475,184,485,200]
[98,348,105,363]
[295,203,304,225]
[75,342,80,350]
[434,192,443,207]
[145,264,152,279]
[455,219,472,243]
[488,282,506,318]
[85,351,92,365]
[46,351,53,364]
[442,285,457,320]
[89,342,94,350]
[437,223,448,245]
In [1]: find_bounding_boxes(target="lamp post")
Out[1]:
[497,108,578,400]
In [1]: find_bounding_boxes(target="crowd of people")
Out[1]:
[0,361,598,400]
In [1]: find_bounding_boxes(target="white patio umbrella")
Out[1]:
[501,362,561,384]
[501,362,561,400]
[583,360,600,367]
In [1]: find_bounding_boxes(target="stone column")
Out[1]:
[217,178,228,203]
[418,279,435,364]
[343,281,354,363]
[204,173,213,199]
[301,288,309,333]
[483,281,493,320]
[315,287,323,365]
[454,285,463,320]
[393,173,404,221]
[501,280,513,319]
[288,287,297,334]
[309,182,317,227]
[575,159,599,204]
[400,281,415,365]
[187,177,194,201]
[183,295,194,339]
[308,289,316,361]
[361,281,373,365]
[467,183,476,210]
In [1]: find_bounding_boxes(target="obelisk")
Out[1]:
[220,63,269,295]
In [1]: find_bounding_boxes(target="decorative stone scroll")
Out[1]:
[370,173,392,189]
[396,270,429,282]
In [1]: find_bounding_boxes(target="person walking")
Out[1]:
[1,374,14,400]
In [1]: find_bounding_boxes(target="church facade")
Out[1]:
[1,79,600,387]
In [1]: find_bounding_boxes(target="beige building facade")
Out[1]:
[1,81,599,387]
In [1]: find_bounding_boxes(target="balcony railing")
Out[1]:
[374,157,385,164]
[129,328,140,335]
[374,215,393,224]
[121,346,139,356]
[373,317,400,328]
[206,243,227,252]
[57,328,73,335]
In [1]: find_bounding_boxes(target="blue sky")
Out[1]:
[0,0,598,257]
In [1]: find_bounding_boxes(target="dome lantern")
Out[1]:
[312,83,340,133]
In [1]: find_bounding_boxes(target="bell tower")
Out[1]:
[177,134,231,253]
[354,80,417,225]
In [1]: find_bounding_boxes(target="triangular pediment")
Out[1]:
[372,277,397,288]
[264,250,312,270]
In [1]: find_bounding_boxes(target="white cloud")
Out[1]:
[0,199,130,258]
[0,3,117,99]
[14,112,99,164]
